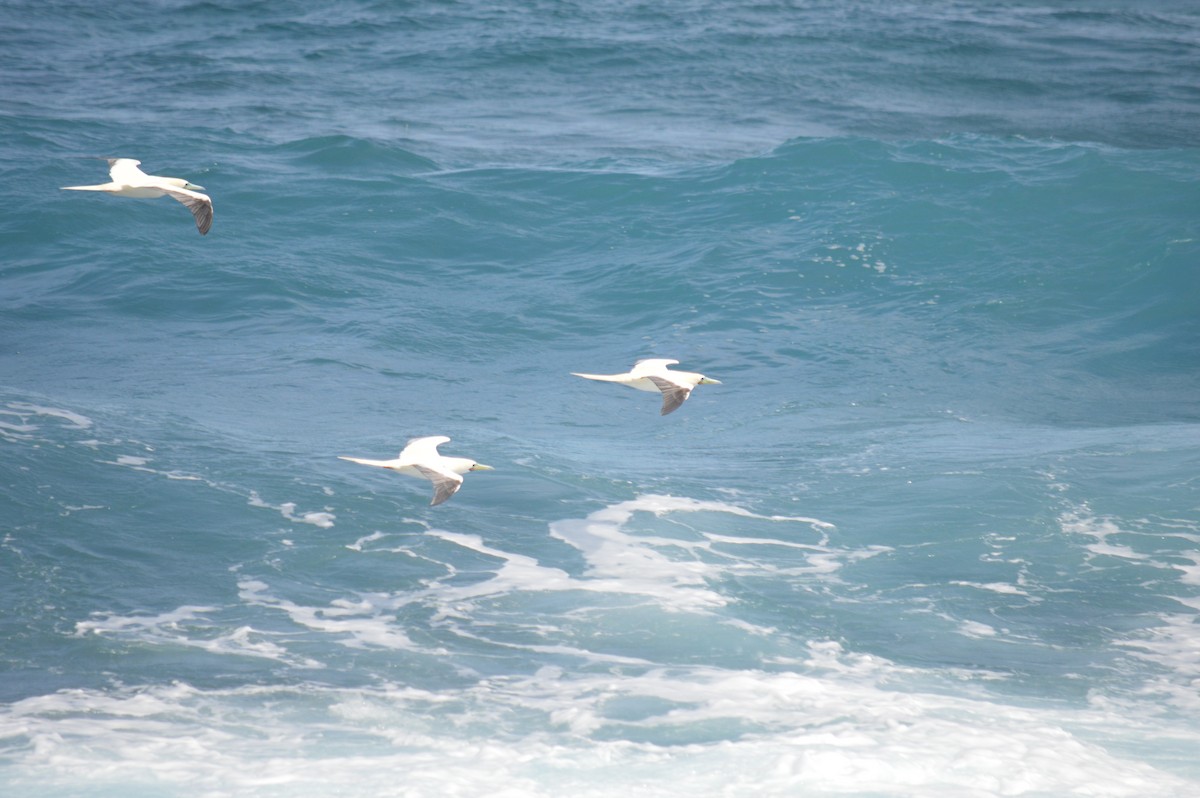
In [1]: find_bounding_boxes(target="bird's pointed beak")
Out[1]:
[185,182,205,191]
[470,464,494,472]
[700,377,722,385]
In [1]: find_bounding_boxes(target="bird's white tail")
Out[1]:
[338,456,394,468]
[61,184,111,191]
[571,372,627,383]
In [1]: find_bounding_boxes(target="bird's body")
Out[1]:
[62,158,213,235]
[339,436,492,506]
[572,358,721,415]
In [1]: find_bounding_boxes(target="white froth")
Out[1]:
[0,418,38,438]
[115,454,150,466]
[410,503,735,614]
[238,579,417,651]
[6,402,94,429]
[74,606,325,669]
[951,580,1030,596]
[3,642,1197,797]
[958,620,998,638]
[426,530,577,602]
[1172,553,1200,586]
[248,492,336,528]
[1058,505,1200,718]
[75,605,219,636]
[6,492,1195,795]
[224,495,855,670]
[540,494,844,611]
[62,503,106,513]
[346,530,388,551]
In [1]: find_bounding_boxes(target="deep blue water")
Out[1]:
[2,2,1199,796]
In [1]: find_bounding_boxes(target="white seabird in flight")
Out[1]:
[572,358,721,415]
[62,158,213,235]
[339,436,493,506]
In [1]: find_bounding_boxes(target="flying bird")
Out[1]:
[571,358,721,415]
[62,158,213,235]
[339,436,493,506]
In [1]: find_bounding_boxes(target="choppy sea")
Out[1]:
[2,2,1199,796]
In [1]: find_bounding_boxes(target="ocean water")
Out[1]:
[2,1,1199,796]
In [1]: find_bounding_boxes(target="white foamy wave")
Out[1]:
[1061,506,1157,564]
[0,418,38,440]
[1113,597,1200,715]
[248,492,336,528]
[1061,506,1200,716]
[425,530,581,602]
[2,642,1197,797]
[226,494,856,661]
[409,493,853,616]
[0,401,93,442]
[544,493,852,605]
[237,579,419,652]
[345,530,388,551]
[958,619,998,638]
[5,402,93,429]
[74,605,324,669]
[950,580,1031,597]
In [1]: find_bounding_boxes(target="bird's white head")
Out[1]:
[444,457,494,475]
[163,177,205,191]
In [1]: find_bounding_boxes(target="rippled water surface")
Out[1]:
[2,2,1199,796]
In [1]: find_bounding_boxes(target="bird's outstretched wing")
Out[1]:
[647,376,692,415]
[631,358,679,377]
[400,435,451,460]
[161,186,213,235]
[107,158,146,183]
[413,464,464,506]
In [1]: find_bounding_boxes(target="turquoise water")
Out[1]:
[2,2,1199,796]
